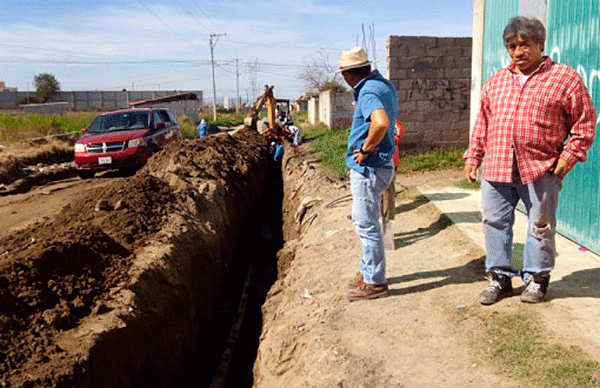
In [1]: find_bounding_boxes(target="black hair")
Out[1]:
[503,16,546,48]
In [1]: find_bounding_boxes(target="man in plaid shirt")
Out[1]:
[464,16,596,305]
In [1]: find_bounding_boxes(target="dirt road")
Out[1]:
[253,145,600,387]
[0,177,109,240]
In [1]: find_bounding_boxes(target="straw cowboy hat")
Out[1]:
[338,47,373,72]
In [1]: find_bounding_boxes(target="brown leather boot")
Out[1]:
[348,271,363,289]
[347,282,389,302]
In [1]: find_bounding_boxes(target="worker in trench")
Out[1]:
[339,47,399,302]
[464,16,596,305]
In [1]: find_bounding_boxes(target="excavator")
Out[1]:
[244,85,293,141]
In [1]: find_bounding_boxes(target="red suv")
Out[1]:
[74,108,182,179]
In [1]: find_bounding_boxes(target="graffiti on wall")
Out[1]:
[408,79,469,111]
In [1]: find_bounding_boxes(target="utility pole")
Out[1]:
[209,33,226,121]
[235,59,240,114]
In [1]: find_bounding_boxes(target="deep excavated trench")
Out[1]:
[0,128,292,387]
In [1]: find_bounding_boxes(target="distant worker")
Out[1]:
[340,47,399,302]
[464,16,596,305]
[272,140,284,162]
[285,122,301,146]
[197,119,208,138]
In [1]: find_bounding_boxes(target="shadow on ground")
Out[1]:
[387,256,486,296]
[393,213,452,248]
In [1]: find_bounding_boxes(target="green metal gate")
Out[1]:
[480,0,600,253]
[547,0,600,252]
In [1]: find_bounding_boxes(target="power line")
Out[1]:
[174,0,213,33]
[0,58,213,65]
[189,0,223,32]
[134,0,203,53]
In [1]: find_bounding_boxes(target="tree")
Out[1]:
[298,51,347,93]
[34,73,60,103]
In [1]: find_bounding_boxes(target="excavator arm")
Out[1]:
[244,85,277,135]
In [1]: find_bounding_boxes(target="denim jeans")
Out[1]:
[481,172,562,282]
[350,167,394,285]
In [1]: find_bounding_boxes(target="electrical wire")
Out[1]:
[134,0,203,53]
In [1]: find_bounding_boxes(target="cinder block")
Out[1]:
[418,36,438,48]
[444,47,464,57]
[439,56,457,68]
[423,128,442,142]
[399,132,423,145]
[416,100,433,111]
[399,100,417,112]
[398,56,415,69]
[388,35,401,46]
[400,121,415,133]
[455,37,472,47]
[455,57,472,68]
[403,110,425,122]
[415,121,433,133]
[397,79,415,91]
[404,38,426,56]
[426,47,446,57]
[445,68,468,79]
[408,68,444,79]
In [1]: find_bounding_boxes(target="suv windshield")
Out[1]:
[88,111,150,133]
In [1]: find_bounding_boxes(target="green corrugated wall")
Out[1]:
[547,0,600,252]
[482,0,519,79]
[480,0,600,253]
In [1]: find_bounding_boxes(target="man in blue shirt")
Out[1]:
[340,47,399,301]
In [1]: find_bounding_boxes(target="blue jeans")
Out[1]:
[481,172,562,283]
[350,167,394,285]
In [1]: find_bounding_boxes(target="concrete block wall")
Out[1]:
[47,90,204,112]
[2,90,202,118]
[388,36,472,152]
[315,90,353,130]
[0,89,17,109]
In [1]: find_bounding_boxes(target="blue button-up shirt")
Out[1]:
[346,69,399,173]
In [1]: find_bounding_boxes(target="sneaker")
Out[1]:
[348,271,363,289]
[479,272,513,305]
[347,282,389,301]
[520,274,550,303]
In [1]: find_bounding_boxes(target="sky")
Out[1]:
[0,0,473,102]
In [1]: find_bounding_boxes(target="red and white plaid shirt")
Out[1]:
[464,57,596,184]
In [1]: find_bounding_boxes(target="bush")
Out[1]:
[19,96,40,105]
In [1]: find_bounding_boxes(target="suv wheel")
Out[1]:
[78,171,95,179]
[119,168,138,177]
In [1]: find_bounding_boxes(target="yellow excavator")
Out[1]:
[244,85,288,139]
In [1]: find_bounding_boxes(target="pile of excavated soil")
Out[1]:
[0,139,75,187]
[0,128,270,387]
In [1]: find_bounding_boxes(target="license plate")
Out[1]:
[98,156,112,165]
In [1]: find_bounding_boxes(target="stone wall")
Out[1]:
[387,36,472,152]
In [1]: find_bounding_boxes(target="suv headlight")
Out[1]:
[74,143,86,153]
[128,138,147,148]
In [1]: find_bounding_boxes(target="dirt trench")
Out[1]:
[0,128,284,388]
